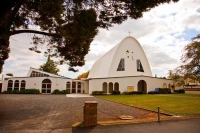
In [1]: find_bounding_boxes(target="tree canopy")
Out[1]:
[172,34,200,86]
[39,55,60,74]
[0,0,179,73]
[178,34,200,77]
[76,70,89,79]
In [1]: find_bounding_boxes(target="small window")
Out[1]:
[137,60,144,72]
[117,58,125,71]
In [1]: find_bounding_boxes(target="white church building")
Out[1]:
[0,36,173,94]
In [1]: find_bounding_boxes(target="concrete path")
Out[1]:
[72,118,200,133]
[66,94,94,97]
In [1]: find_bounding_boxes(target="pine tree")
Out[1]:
[39,56,59,75]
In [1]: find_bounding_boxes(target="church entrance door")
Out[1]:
[137,80,147,94]
[42,79,52,93]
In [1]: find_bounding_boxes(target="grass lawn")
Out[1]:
[97,94,200,116]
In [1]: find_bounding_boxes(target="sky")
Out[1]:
[1,0,200,79]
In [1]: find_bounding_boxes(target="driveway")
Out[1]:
[0,94,163,132]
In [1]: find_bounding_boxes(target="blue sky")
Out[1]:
[1,0,200,79]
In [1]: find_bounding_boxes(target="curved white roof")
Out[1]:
[88,36,152,78]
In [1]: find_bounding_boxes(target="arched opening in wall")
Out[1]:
[7,80,13,91]
[77,82,81,93]
[137,80,147,94]
[114,82,119,91]
[66,81,71,93]
[42,79,52,93]
[102,82,107,93]
[20,80,26,90]
[14,80,19,90]
[72,82,76,93]
[109,82,113,93]
[168,83,171,88]
[163,83,167,88]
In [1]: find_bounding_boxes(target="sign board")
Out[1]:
[127,86,134,92]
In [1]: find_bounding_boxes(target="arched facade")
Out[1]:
[7,80,13,91]
[20,80,26,90]
[88,36,152,78]
[163,83,167,88]
[114,82,119,91]
[138,80,147,94]
[72,82,76,93]
[77,82,81,93]
[42,79,52,93]
[109,82,113,93]
[14,80,19,90]
[66,81,71,93]
[102,82,107,93]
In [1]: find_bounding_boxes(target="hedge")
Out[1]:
[123,91,143,95]
[148,88,171,94]
[112,90,121,95]
[174,89,185,93]
[52,89,70,94]
[92,91,105,95]
[2,89,40,94]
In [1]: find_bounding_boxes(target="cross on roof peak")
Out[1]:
[128,31,132,36]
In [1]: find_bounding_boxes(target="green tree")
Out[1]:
[76,70,90,80]
[179,34,200,77]
[170,73,185,87]
[39,55,59,75]
[0,0,179,73]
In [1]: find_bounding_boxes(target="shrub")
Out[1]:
[123,91,143,95]
[148,91,158,94]
[52,89,70,94]
[159,88,171,94]
[112,90,121,95]
[174,89,185,93]
[154,88,171,94]
[148,88,171,94]
[92,91,105,95]
[2,89,40,94]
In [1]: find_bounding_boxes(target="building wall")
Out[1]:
[2,77,85,93]
[89,76,173,94]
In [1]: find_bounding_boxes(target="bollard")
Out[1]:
[83,101,98,127]
[158,106,160,122]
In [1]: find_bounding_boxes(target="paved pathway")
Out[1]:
[0,94,161,132]
[72,118,200,133]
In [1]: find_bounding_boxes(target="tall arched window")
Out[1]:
[102,82,107,93]
[77,82,81,93]
[114,82,119,91]
[109,82,113,93]
[14,80,19,90]
[20,80,26,90]
[42,79,52,93]
[7,80,13,91]
[72,82,76,93]
[66,81,71,93]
